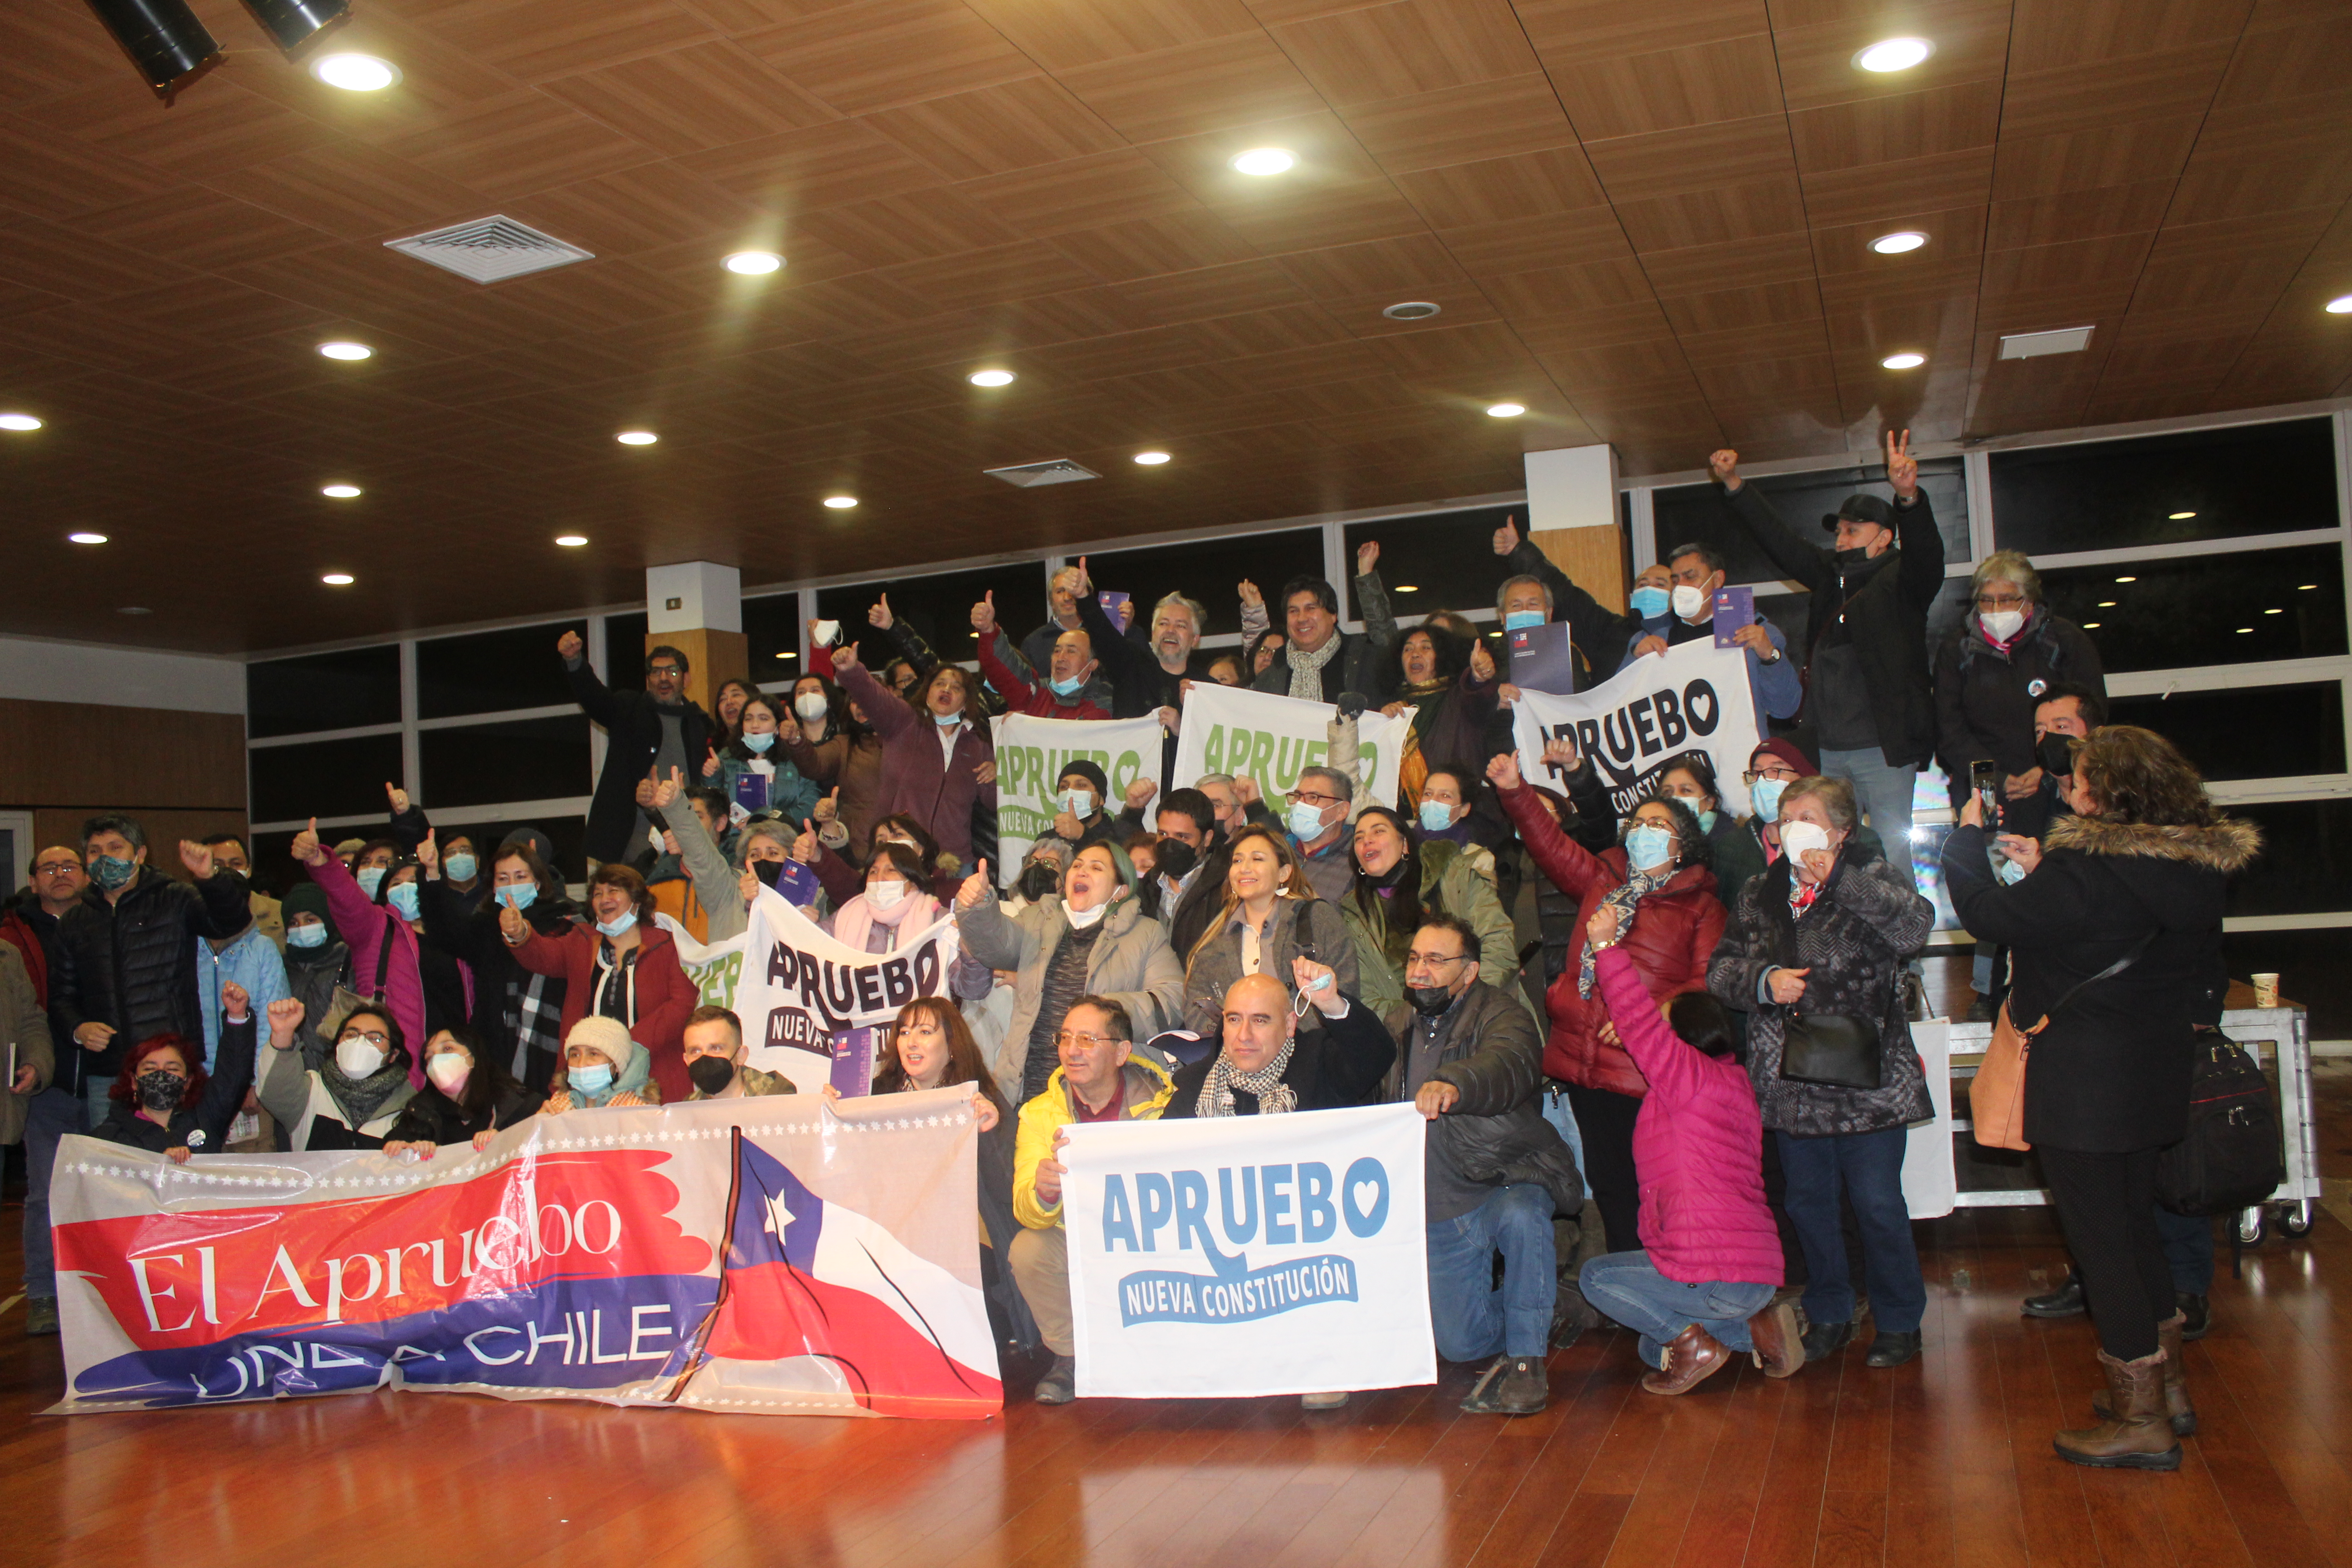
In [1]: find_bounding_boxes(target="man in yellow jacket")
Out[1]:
[1009,991,1176,1405]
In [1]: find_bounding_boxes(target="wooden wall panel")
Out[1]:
[0,698,246,814]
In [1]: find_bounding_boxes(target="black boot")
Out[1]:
[1800,1318,1854,1362]
[2022,1270,2087,1318]
[2177,1293,2210,1342]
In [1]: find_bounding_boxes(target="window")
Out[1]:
[745,591,802,681]
[815,566,1045,671]
[2041,544,2345,673]
[1650,456,1970,588]
[420,715,592,809]
[2220,929,2349,1037]
[1080,529,1325,638]
[603,611,648,691]
[2223,799,2352,917]
[250,734,404,823]
[1989,417,2337,555]
[416,621,587,719]
[2105,684,2343,781]
[248,646,400,738]
[1341,505,1538,622]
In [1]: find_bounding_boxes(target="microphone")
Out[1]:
[1335,691,1368,720]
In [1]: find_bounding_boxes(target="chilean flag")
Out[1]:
[690,1132,1001,1418]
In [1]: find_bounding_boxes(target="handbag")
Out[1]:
[1780,1009,1882,1090]
[1968,931,2156,1151]
[2155,1032,2284,1216]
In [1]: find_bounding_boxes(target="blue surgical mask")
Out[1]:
[443,852,477,882]
[356,866,387,898]
[1996,856,2028,886]
[1059,788,1095,817]
[89,854,137,891]
[386,882,421,921]
[287,923,328,950]
[1696,808,1719,834]
[1749,777,1788,824]
[1630,585,1671,618]
[742,730,776,754]
[1503,610,1544,632]
[1049,674,1084,696]
[594,911,638,938]
[496,883,537,912]
[932,712,962,729]
[1418,800,1457,833]
[569,1063,613,1098]
[1624,823,1675,870]
[1285,801,1328,839]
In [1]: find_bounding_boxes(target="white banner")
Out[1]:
[986,710,1166,889]
[1509,639,1761,819]
[1170,683,1406,809]
[1062,1103,1434,1399]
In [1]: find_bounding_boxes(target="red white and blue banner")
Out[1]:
[48,1089,1000,1419]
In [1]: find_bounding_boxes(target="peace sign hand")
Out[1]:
[1885,429,1917,500]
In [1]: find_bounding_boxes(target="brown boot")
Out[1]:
[2092,1312,2196,1436]
[2055,1348,2181,1470]
[1746,1300,1805,1379]
[1642,1323,1734,1396]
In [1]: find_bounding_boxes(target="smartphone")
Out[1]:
[810,619,841,647]
[1970,760,2004,834]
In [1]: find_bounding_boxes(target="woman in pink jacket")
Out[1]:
[1575,902,1802,1395]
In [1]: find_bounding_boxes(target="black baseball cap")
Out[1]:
[1820,493,1893,532]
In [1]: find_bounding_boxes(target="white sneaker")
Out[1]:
[1301,1390,1350,1411]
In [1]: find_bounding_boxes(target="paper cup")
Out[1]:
[2251,973,2280,1008]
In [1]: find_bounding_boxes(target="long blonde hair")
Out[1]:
[1186,823,1313,967]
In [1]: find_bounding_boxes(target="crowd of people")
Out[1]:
[0,432,2256,1470]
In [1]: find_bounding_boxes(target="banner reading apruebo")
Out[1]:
[1169,683,1406,809]
[987,710,1166,889]
[1061,1103,1434,1399]
[48,1090,999,1419]
[1509,639,1761,819]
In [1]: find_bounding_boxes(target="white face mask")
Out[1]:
[867,879,907,909]
[1064,897,1109,929]
[426,1053,470,1093]
[1981,608,2025,641]
[1779,820,1832,860]
[1670,583,1708,619]
[336,1038,386,1079]
[794,692,828,722]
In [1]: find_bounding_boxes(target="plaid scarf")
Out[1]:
[1576,864,1674,998]
[1286,629,1341,702]
[505,973,562,1077]
[1198,1036,1298,1117]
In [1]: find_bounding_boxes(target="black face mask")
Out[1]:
[752,859,786,889]
[686,1055,736,1096]
[1017,863,1061,902]
[2037,733,2075,779]
[1833,544,1875,568]
[136,1069,183,1112]
[1154,840,1198,882]
[1406,984,1457,1017]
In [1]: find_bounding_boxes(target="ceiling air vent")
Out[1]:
[1999,326,2093,360]
[985,458,1100,488]
[384,216,595,285]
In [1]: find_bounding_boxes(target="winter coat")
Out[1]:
[783,724,887,862]
[977,630,1113,721]
[1595,946,1780,1287]
[1942,813,2255,1152]
[1012,1055,1176,1228]
[512,923,698,1105]
[1180,895,1358,1043]
[1933,606,2106,797]
[0,941,54,1144]
[1,893,55,1008]
[259,1040,418,1152]
[1500,779,1725,1096]
[955,895,1186,1097]
[1713,814,1887,916]
[1379,981,1582,1220]
[416,879,574,1090]
[308,854,475,1088]
[91,1014,255,1155]
[838,660,993,867]
[1161,997,1396,1117]
[1719,481,1946,769]
[382,1077,543,1147]
[564,653,717,864]
[1340,841,1519,1017]
[1708,842,1934,1137]
[280,936,349,1069]
[1250,570,1401,703]
[49,866,251,1098]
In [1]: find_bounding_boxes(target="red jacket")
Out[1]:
[513,921,697,1104]
[1501,780,1725,1097]
[0,906,47,1008]
[978,632,1111,721]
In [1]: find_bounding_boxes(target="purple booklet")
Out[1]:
[1507,620,1577,695]
[1712,586,1755,647]
[1098,590,1132,631]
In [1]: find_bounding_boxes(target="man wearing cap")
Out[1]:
[1709,431,1944,860]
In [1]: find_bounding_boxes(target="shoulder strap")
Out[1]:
[369,914,395,1003]
[2044,928,2157,1019]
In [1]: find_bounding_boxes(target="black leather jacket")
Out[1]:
[49,866,251,1096]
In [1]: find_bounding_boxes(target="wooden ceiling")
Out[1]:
[3,0,2349,654]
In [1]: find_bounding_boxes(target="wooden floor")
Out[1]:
[4,1066,2347,1568]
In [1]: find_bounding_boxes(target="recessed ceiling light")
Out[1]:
[321,483,362,498]
[724,251,783,275]
[1854,36,1933,72]
[1230,147,1295,176]
[776,651,796,660]
[968,369,1015,387]
[1394,585,1419,593]
[1133,451,1171,465]
[1486,402,1526,418]
[2327,296,2352,314]
[2097,601,2117,608]
[310,53,401,92]
[0,413,42,431]
[117,605,151,615]
[2115,575,2137,583]
[322,572,355,586]
[2236,627,2254,633]
[2264,607,2284,614]
[1382,301,1442,321]
[2169,510,2196,519]
[1881,352,1926,369]
[555,534,588,547]
[1869,231,1928,255]
[69,531,107,544]
[2082,622,2099,629]
[318,341,373,361]
[2300,583,2320,589]
[617,430,657,445]
[823,495,857,508]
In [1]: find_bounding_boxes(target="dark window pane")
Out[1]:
[1080,529,1325,639]
[2039,544,2346,673]
[416,620,588,720]
[1754,574,1970,687]
[250,734,405,823]
[603,611,648,692]
[2106,683,2344,781]
[247,646,401,739]
[1989,417,2337,555]
[2222,799,2352,918]
[2220,929,2350,1038]
[420,715,592,810]
[1651,457,1970,585]
[1343,505,1561,623]
[817,566,1047,671]
[745,591,802,685]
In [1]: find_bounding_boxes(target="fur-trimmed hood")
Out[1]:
[2044,813,2261,874]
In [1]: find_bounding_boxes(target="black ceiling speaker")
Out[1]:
[239,0,352,55]
[83,0,221,97]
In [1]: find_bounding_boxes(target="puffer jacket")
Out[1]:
[1380,981,1582,1219]
[1500,779,1725,1095]
[1708,841,1934,1137]
[1596,946,1780,1286]
[955,894,1186,1098]
[1933,604,2106,797]
[49,866,251,1097]
[1012,1055,1175,1228]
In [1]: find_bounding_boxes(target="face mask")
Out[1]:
[136,1069,183,1112]
[356,866,387,898]
[1629,585,1670,618]
[867,879,907,910]
[1503,610,1544,632]
[1049,674,1085,696]
[443,853,477,882]
[1981,608,2025,641]
[1285,801,1329,840]
[1406,984,1456,1017]
[794,693,829,722]
[90,854,137,892]
[932,712,962,729]
[687,1055,736,1096]
[496,883,537,912]
[1154,840,1198,881]
[594,910,638,937]
[1017,863,1060,902]
[1671,584,1708,619]
[1418,800,1457,833]
[386,882,421,921]
[1064,897,1109,929]
[1749,777,1788,823]
[2038,733,2075,779]
[1779,820,1832,861]
[743,730,777,754]
[426,1054,470,1095]
[1695,808,1718,834]
[1624,823,1675,870]
[287,923,328,950]
[1996,856,2029,886]
[336,1038,386,1079]
[1059,788,1096,818]
[569,1063,613,1098]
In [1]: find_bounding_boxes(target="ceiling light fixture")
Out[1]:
[2097,601,2117,608]
[322,572,355,586]
[1854,36,1933,72]
[2327,296,2352,315]
[321,483,361,498]
[1394,585,1419,593]
[2115,575,2137,583]
[2264,607,2284,614]
[724,251,783,275]
[1230,147,1295,176]
[1382,301,1442,321]
[2082,622,2100,629]
[555,534,588,547]
[85,0,219,95]
[777,651,796,660]
[823,495,857,508]
[317,341,373,361]
[2300,583,2321,589]
[1133,451,1171,465]
[69,532,108,544]
[616,430,657,445]
[117,605,152,615]
[1870,231,1928,255]
[968,369,1015,387]
[0,413,43,431]
[1486,402,1526,417]
[310,52,400,91]
[2169,510,2196,519]
[2236,627,2254,633]
[1881,352,1926,369]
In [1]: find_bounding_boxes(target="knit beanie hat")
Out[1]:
[566,1015,641,1082]
[282,882,336,941]
[1748,738,1817,778]
[1058,759,1109,797]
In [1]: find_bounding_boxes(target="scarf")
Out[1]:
[321,1054,415,1129]
[1197,1035,1298,1117]
[1576,863,1674,998]
[830,889,942,954]
[1286,628,1341,701]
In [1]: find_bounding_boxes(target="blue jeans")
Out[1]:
[1818,747,1918,871]
[1579,1250,1775,1367]
[1538,1083,1583,1173]
[1777,1127,1927,1333]
[21,1085,89,1301]
[1426,1184,1557,1362]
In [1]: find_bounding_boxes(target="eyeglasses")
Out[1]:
[337,1028,390,1047]
[1055,1030,1115,1050]
[1743,767,1801,784]
[1974,592,2029,610]
[34,861,80,877]
[647,664,683,677]
[1285,789,1345,807]
[1404,951,1471,969]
